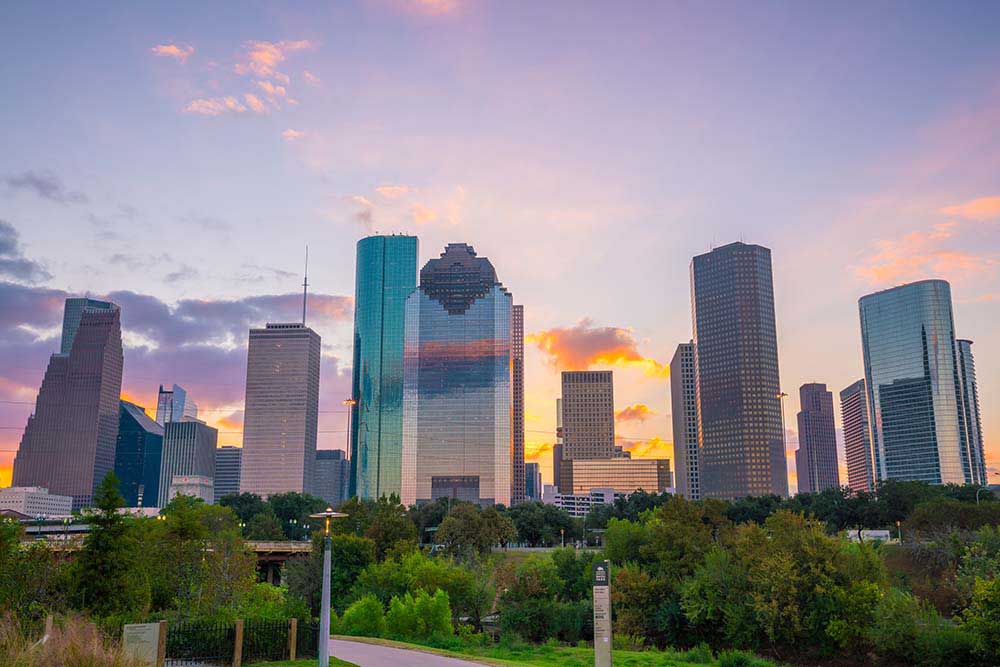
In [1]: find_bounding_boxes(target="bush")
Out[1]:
[717,650,775,667]
[869,588,979,667]
[383,589,452,642]
[340,594,386,638]
[679,643,714,664]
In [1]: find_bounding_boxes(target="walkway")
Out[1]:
[329,638,490,667]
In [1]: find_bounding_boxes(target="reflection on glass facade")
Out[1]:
[957,340,987,485]
[350,235,418,499]
[115,400,164,508]
[558,458,672,495]
[401,243,512,507]
[670,342,699,500]
[859,280,970,485]
[691,242,788,499]
[840,379,874,493]
[794,383,839,493]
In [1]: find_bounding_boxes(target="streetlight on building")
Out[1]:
[309,506,348,666]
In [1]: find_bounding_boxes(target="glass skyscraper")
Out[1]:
[670,342,700,500]
[859,280,971,485]
[401,243,512,507]
[114,400,164,507]
[691,242,788,499]
[840,379,874,493]
[794,383,840,493]
[59,297,116,355]
[956,340,987,486]
[350,234,418,499]
[155,384,198,425]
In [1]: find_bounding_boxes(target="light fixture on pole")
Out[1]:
[309,506,348,666]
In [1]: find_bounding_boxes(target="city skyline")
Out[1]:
[1,2,999,494]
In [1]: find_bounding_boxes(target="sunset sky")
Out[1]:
[1,1,998,493]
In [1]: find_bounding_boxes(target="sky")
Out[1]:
[1,1,999,493]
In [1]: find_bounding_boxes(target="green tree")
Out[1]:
[364,494,418,560]
[506,502,577,546]
[246,509,285,540]
[285,532,376,613]
[341,594,386,637]
[268,491,328,540]
[218,492,267,525]
[961,577,1000,664]
[437,504,515,558]
[72,472,149,617]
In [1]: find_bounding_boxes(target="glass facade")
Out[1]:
[794,383,840,493]
[956,340,986,485]
[859,280,969,484]
[350,235,418,500]
[560,371,615,465]
[315,449,349,507]
[159,419,217,507]
[59,297,115,355]
[114,400,165,507]
[670,342,700,499]
[401,243,512,507]
[840,379,874,493]
[691,242,788,499]
[558,458,672,495]
[213,446,242,502]
[155,384,198,425]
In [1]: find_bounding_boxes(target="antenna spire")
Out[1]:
[302,245,309,325]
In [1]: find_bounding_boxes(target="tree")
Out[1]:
[72,472,149,617]
[364,495,418,560]
[961,577,1000,663]
[505,502,577,547]
[246,509,285,540]
[437,504,515,559]
[218,492,267,525]
[285,533,376,613]
[267,491,328,540]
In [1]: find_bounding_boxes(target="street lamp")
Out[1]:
[309,506,348,667]
[560,528,565,548]
[976,472,1000,504]
[288,517,298,539]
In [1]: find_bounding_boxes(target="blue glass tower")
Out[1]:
[401,243,512,507]
[859,280,971,485]
[350,234,419,499]
[114,401,164,507]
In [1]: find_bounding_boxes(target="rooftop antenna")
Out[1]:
[302,245,309,325]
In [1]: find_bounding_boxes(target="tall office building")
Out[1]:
[155,384,198,425]
[401,243,513,507]
[794,383,840,493]
[670,342,700,499]
[511,304,526,505]
[840,379,874,493]
[158,419,217,507]
[859,280,973,485]
[315,449,350,508]
[553,399,563,491]
[525,462,541,501]
[59,297,116,355]
[13,301,123,509]
[214,446,242,502]
[957,340,987,486]
[240,322,321,497]
[350,234,418,500]
[560,371,615,463]
[114,401,165,507]
[691,242,788,499]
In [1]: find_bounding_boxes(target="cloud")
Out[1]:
[0,220,51,284]
[375,184,412,199]
[256,80,287,99]
[409,0,460,14]
[616,436,672,459]
[525,441,554,459]
[234,40,314,80]
[150,43,195,63]
[5,170,87,204]
[183,96,248,116]
[615,404,657,422]
[243,94,268,114]
[855,223,997,286]
[528,318,669,377]
[410,202,438,225]
[282,129,306,142]
[303,70,321,85]
[940,196,1000,222]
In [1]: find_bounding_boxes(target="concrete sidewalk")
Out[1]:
[329,638,491,667]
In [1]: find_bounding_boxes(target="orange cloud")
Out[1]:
[183,96,248,116]
[616,436,672,459]
[940,196,1000,221]
[526,441,554,460]
[282,129,306,142]
[243,94,268,114]
[528,319,669,378]
[256,80,287,99]
[615,404,657,422]
[376,184,412,199]
[150,43,194,63]
[0,461,11,489]
[303,70,321,85]
[234,40,314,80]
[410,203,438,225]
[855,224,997,286]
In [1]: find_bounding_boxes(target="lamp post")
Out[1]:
[975,472,999,505]
[309,507,348,666]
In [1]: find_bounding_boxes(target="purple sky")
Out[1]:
[1,1,998,491]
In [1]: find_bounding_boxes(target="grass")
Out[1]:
[330,635,774,667]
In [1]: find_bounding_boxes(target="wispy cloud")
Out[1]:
[615,404,657,422]
[616,436,671,459]
[410,202,438,225]
[940,196,1000,222]
[243,94,268,114]
[234,40,314,82]
[183,96,248,116]
[5,170,87,204]
[150,43,195,64]
[303,70,321,85]
[282,129,306,142]
[0,220,51,284]
[375,184,412,199]
[528,318,669,378]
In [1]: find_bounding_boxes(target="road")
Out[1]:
[330,638,490,667]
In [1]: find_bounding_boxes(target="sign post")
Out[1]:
[592,560,612,667]
[122,622,166,667]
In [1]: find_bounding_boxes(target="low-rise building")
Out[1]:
[0,486,73,517]
[554,488,623,518]
[168,475,214,504]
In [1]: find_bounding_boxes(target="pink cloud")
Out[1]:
[303,70,321,85]
[410,202,438,224]
[183,96,247,116]
[940,196,1000,221]
[150,43,195,63]
[528,319,669,378]
[282,129,306,142]
[615,404,657,422]
[243,94,268,114]
[234,40,314,80]
[256,80,287,99]
[855,224,997,286]
[375,184,412,199]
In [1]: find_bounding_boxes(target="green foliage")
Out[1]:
[385,589,452,641]
[218,491,267,524]
[869,588,979,667]
[717,650,776,667]
[960,577,1000,664]
[340,594,386,637]
[505,501,578,546]
[436,504,516,559]
[267,491,328,540]
[603,518,651,566]
[285,533,376,614]
[364,495,418,561]
[679,643,715,664]
[246,509,285,540]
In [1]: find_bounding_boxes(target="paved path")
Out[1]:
[330,638,489,667]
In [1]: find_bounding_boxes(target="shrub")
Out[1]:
[678,643,714,664]
[340,594,386,638]
[384,589,452,642]
[869,588,979,666]
[717,650,775,667]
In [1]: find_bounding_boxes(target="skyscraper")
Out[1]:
[240,322,321,497]
[840,379,874,493]
[525,462,541,501]
[670,342,700,500]
[59,297,116,355]
[114,401,164,507]
[155,384,198,425]
[553,399,563,493]
[691,242,788,499]
[214,446,242,502]
[560,371,615,463]
[511,304,526,505]
[13,301,123,509]
[794,383,840,493]
[401,243,513,507]
[315,449,350,508]
[957,340,987,486]
[158,419,217,507]
[350,234,418,500]
[859,280,972,485]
